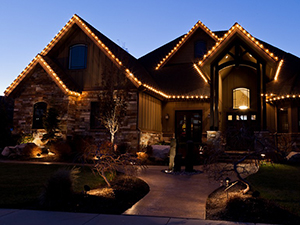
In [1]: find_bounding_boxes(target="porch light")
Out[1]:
[239,105,248,110]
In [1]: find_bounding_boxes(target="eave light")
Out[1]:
[198,23,279,66]
[274,60,284,81]
[156,20,219,70]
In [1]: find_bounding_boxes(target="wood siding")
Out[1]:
[168,29,216,65]
[48,25,125,91]
[138,93,162,132]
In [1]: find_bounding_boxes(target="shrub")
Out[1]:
[22,143,42,158]
[48,141,72,161]
[19,133,34,144]
[40,167,80,210]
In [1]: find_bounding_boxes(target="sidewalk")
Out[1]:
[0,209,267,225]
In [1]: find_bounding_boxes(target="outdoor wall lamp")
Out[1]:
[165,114,169,120]
[225,177,231,187]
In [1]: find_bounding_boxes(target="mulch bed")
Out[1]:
[206,181,300,224]
[39,175,150,214]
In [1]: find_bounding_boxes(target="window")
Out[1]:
[32,102,47,129]
[194,40,206,58]
[90,102,102,129]
[233,88,250,109]
[228,115,233,121]
[69,44,87,69]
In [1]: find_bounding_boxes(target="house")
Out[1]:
[5,15,300,154]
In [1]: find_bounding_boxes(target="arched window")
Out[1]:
[32,102,47,129]
[233,88,250,110]
[69,44,87,69]
[194,40,206,58]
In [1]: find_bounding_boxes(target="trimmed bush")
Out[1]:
[40,167,79,210]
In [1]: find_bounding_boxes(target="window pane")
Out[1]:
[194,41,206,58]
[32,102,47,129]
[233,88,250,109]
[90,102,103,129]
[228,115,232,121]
[69,44,87,69]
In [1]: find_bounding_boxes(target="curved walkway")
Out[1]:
[124,164,258,219]
[124,165,220,219]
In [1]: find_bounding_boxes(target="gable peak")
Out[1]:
[155,20,219,70]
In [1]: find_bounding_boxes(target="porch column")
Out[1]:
[210,64,219,131]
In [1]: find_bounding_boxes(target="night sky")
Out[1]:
[1,0,300,94]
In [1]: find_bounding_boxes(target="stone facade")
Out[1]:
[13,66,70,136]
[139,131,164,146]
[12,66,140,149]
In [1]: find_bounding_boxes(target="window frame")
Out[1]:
[233,87,250,110]
[69,44,87,70]
[32,102,47,129]
[194,40,207,59]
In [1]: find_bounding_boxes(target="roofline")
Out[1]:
[155,20,219,70]
[4,55,81,97]
[198,23,280,66]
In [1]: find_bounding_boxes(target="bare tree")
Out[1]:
[97,91,127,145]
[82,140,144,187]
[203,126,289,194]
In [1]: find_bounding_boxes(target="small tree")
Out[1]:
[98,91,127,145]
[203,126,287,194]
[83,140,144,187]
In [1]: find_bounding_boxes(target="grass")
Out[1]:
[247,163,300,217]
[206,163,300,224]
[0,163,104,209]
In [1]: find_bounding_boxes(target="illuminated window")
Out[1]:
[194,40,206,58]
[233,88,250,109]
[32,102,47,129]
[228,115,233,121]
[240,115,247,120]
[69,44,87,69]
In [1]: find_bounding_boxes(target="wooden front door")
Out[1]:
[175,110,202,158]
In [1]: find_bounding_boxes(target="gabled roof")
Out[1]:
[198,23,281,80]
[4,55,81,96]
[155,20,219,70]
[5,14,163,98]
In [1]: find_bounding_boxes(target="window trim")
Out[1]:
[233,87,250,110]
[194,40,207,59]
[69,44,87,70]
[32,102,47,129]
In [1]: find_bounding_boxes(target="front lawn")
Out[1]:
[206,163,300,224]
[0,162,149,213]
[247,163,300,217]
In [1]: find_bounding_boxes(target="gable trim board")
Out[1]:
[5,54,80,97]
[155,20,219,70]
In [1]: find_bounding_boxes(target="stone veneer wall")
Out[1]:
[139,131,163,146]
[12,66,70,137]
[68,90,139,149]
[12,67,139,149]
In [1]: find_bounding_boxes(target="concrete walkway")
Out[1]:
[0,209,269,224]
[124,165,220,219]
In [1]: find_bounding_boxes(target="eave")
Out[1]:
[198,23,282,81]
[4,55,81,97]
[155,20,219,70]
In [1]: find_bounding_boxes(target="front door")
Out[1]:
[175,110,202,158]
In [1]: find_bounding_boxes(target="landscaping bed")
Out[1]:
[0,163,149,214]
[206,164,300,224]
